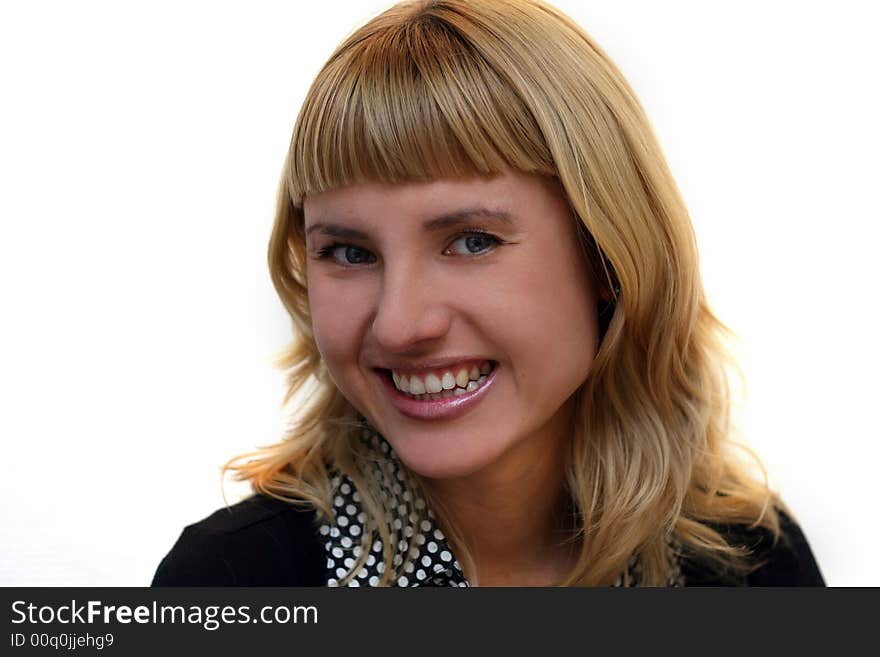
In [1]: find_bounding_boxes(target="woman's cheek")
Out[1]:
[309,280,368,373]
[309,283,345,360]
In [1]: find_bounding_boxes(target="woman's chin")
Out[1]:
[387,437,505,481]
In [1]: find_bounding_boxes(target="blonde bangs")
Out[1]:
[286,5,555,204]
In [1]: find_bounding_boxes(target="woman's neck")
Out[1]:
[421,405,580,586]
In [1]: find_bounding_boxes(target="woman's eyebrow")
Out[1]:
[305,207,514,240]
[422,207,514,231]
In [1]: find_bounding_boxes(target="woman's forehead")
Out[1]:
[302,170,561,218]
[301,171,582,250]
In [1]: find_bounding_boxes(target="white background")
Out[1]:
[1,0,876,586]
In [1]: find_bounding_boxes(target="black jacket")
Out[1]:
[151,495,826,586]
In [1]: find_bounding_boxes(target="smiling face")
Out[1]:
[303,169,600,481]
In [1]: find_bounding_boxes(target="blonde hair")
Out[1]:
[224,0,787,586]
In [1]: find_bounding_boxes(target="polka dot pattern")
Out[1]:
[319,424,684,587]
[320,426,469,587]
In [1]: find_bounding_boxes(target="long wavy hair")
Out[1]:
[223,0,787,586]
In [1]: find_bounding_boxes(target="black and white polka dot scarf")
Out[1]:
[320,425,684,587]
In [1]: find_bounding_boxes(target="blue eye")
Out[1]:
[445,232,502,256]
[314,231,504,267]
[316,243,376,266]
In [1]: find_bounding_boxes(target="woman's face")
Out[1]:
[303,169,600,480]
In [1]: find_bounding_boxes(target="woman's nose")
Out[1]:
[370,264,452,353]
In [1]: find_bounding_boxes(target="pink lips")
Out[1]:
[377,365,498,421]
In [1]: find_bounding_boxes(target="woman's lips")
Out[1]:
[376,364,499,421]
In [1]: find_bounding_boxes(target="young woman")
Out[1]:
[153,0,824,587]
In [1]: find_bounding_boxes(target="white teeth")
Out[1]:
[409,376,426,395]
[407,371,492,401]
[391,361,495,397]
[424,373,443,394]
[395,373,410,393]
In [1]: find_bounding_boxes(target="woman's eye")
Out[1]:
[445,232,502,256]
[316,243,376,266]
[315,233,503,265]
